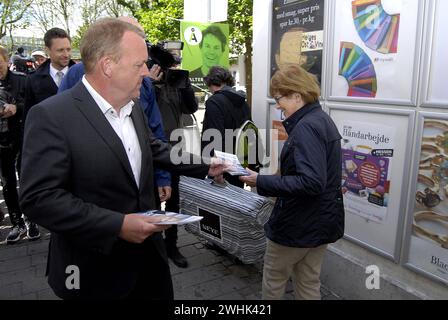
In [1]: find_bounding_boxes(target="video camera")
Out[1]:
[13,57,35,74]
[146,40,190,88]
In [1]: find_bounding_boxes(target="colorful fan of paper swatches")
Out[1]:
[339,42,377,98]
[352,0,400,54]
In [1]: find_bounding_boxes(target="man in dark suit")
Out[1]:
[21,28,75,243]
[24,27,75,122]
[19,18,226,300]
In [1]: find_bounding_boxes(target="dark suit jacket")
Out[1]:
[19,82,208,299]
[0,70,27,145]
[23,59,76,124]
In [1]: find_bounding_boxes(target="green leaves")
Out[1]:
[137,0,183,43]
[228,0,253,55]
[0,0,34,39]
[135,0,253,56]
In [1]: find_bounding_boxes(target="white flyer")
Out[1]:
[214,150,249,176]
[141,210,203,225]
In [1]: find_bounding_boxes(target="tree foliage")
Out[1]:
[118,0,253,56]
[137,0,183,44]
[106,0,131,17]
[54,0,75,36]
[70,0,131,49]
[28,0,58,35]
[117,0,254,103]
[0,0,34,39]
[117,0,182,43]
[228,0,253,104]
[118,0,254,103]
[28,0,76,37]
[72,0,131,49]
[71,22,89,49]
[71,0,107,48]
[228,0,252,56]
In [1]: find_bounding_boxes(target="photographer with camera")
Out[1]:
[0,46,40,243]
[10,47,27,66]
[148,40,198,268]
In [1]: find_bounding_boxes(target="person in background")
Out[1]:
[152,49,198,268]
[30,50,48,69]
[24,27,75,122]
[21,28,75,241]
[0,46,38,243]
[201,66,251,187]
[240,64,345,300]
[10,47,27,66]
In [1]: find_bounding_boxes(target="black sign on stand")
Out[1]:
[198,208,222,242]
[271,0,325,84]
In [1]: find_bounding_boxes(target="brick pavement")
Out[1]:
[0,211,341,300]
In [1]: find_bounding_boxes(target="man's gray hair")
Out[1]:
[80,17,145,74]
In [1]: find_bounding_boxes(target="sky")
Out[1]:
[12,26,44,38]
[11,8,83,39]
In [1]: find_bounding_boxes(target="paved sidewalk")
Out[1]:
[0,213,341,300]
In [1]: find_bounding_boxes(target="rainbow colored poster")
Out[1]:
[339,42,377,98]
[351,0,400,54]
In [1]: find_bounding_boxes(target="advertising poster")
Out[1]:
[330,106,413,258]
[270,0,325,85]
[423,0,448,106]
[180,21,230,92]
[408,118,448,284]
[330,0,420,102]
[340,120,395,224]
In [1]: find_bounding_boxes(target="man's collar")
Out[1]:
[81,76,134,116]
[49,64,68,79]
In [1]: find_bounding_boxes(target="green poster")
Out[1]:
[181,21,230,92]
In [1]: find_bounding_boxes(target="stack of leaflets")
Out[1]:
[179,176,275,264]
[140,210,203,225]
[214,150,250,176]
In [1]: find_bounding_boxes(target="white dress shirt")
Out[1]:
[82,76,142,188]
[49,64,69,87]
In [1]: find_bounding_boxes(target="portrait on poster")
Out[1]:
[329,0,421,103]
[180,21,230,92]
[270,0,325,85]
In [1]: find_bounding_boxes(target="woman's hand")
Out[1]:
[239,168,258,187]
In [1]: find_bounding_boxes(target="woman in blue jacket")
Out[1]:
[241,65,345,300]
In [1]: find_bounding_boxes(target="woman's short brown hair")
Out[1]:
[80,17,145,74]
[0,46,9,62]
[270,64,320,104]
